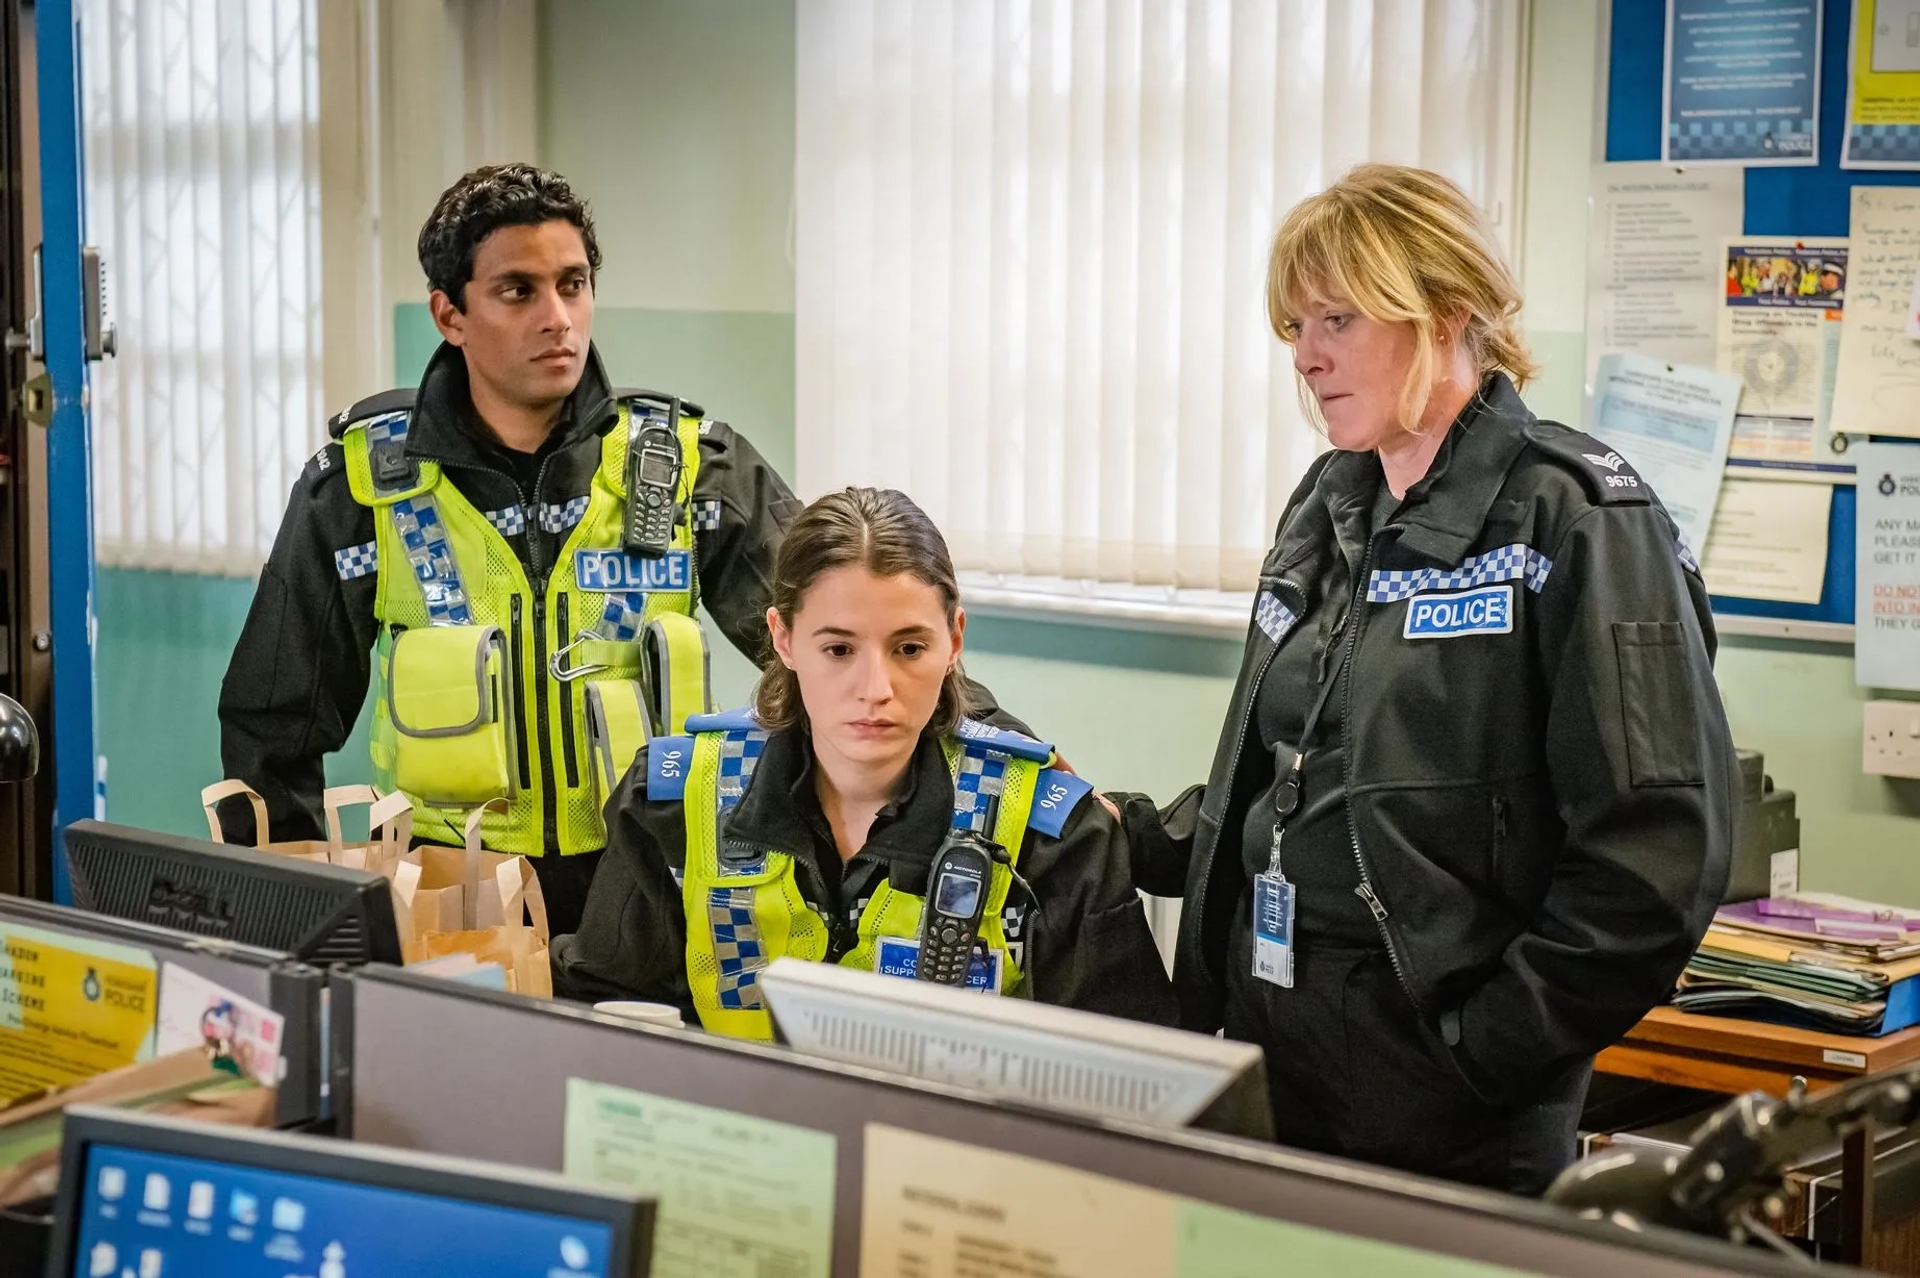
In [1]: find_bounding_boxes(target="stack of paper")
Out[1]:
[1672,893,1920,1035]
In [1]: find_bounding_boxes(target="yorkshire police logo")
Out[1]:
[1403,584,1514,640]
[1883,473,1899,497]
[575,548,692,593]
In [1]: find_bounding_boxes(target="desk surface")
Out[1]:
[1598,1007,1920,1095]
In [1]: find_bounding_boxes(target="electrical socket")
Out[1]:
[1864,700,1920,780]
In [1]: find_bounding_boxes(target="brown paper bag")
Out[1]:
[322,785,414,875]
[399,803,551,996]
[201,781,415,871]
[200,780,333,861]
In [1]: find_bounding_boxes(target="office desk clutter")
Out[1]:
[1674,895,1920,1036]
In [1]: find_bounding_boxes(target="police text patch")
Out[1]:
[1402,584,1514,640]
[575,547,692,593]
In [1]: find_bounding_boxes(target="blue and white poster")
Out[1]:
[1856,442,1920,690]
[1665,0,1822,165]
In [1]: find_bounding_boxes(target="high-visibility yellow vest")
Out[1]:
[339,398,708,855]
[652,710,1093,1040]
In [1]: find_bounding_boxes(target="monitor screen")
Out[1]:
[69,1144,615,1278]
[49,1108,650,1278]
[64,821,403,966]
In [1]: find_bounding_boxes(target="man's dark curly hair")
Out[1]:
[417,163,602,308]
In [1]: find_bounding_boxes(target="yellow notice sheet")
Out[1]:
[861,1124,1181,1275]
[563,1077,836,1278]
[0,923,157,1106]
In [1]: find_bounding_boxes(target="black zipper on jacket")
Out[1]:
[509,595,531,791]
[528,454,560,856]
[1336,534,1419,1008]
[557,593,581,788]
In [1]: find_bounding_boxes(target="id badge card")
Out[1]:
[1252,872,1296,989]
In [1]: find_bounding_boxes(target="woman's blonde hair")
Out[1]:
[755,487,972,736]
[1266,163,1536,434]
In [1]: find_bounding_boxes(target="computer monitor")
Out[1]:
[64,821,404,966]
[45,1106,653,1278]
[757,958,1276,1140]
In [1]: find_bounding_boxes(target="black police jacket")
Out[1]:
[1120,374,1737,1107]
[217,341,804,846]
[550,728,1179,1028]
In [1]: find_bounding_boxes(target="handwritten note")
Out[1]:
[1830,187,1920,439]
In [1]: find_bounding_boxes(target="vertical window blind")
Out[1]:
[796,0,1524,613]
[83,0,323,575]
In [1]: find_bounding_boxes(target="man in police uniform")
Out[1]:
[217,164,806,935]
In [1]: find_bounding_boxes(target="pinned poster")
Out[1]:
[1665,0,1821,165]
[0,924,157,1106]
[1845,0,1920,168]
[1585,163,1745,387]
[1588,353,1742,556]
[1830,187,1920,438]
[1856,443,1920,690]
[1717,238,1849,422]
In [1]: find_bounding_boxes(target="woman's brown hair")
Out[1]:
[755,486,972,735]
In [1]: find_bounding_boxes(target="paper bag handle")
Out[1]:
[200,780,268,845]
[322,785,382,851]
[389,859,424,965]
[460,798,510,929]
[493,855,552,945]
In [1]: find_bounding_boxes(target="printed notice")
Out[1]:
[563,1078,836,1278]
[1664,0,1821,166]
[1717,239,1848,422]
[1586,163,1746,387]
[1588,353,1742,555]
[1174,1201,1535,1278]
[1856,442,1920,690]
[1701,478,1833,603]
[0,923,157,1105]
[860,1125,1179,1276]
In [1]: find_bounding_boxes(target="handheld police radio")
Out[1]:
[917,830,996,986]
[623,395,683,558]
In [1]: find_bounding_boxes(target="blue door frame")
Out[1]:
[34,0,98,902]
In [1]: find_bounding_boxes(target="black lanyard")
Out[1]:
[1265,660,1343,878]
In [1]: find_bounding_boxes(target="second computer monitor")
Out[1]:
[63,820,403,966]
[758,957,1275,1140]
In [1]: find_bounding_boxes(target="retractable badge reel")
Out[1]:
[1252,754,1302,989]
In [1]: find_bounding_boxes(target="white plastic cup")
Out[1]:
[592,1000,685,1029]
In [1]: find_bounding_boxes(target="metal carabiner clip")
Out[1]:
[550,630,610,683]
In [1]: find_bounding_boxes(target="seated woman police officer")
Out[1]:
[1115,164,1737,1195]
[552,486,1176,1034]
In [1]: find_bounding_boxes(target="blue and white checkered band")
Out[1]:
[708,886,767,1009]
[1253,591,1297,644]
[539,496,590,535]
[713,728,771,870]
[334,540,377,581]
[1675,533,1701,576]
[692,499,722,532]
[952,743,1010,834]
[1849,123,1920,165]
[483,505,526,538]
[1366,543,1553,604]
[390,496,473,625]
[595,589,650,643]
